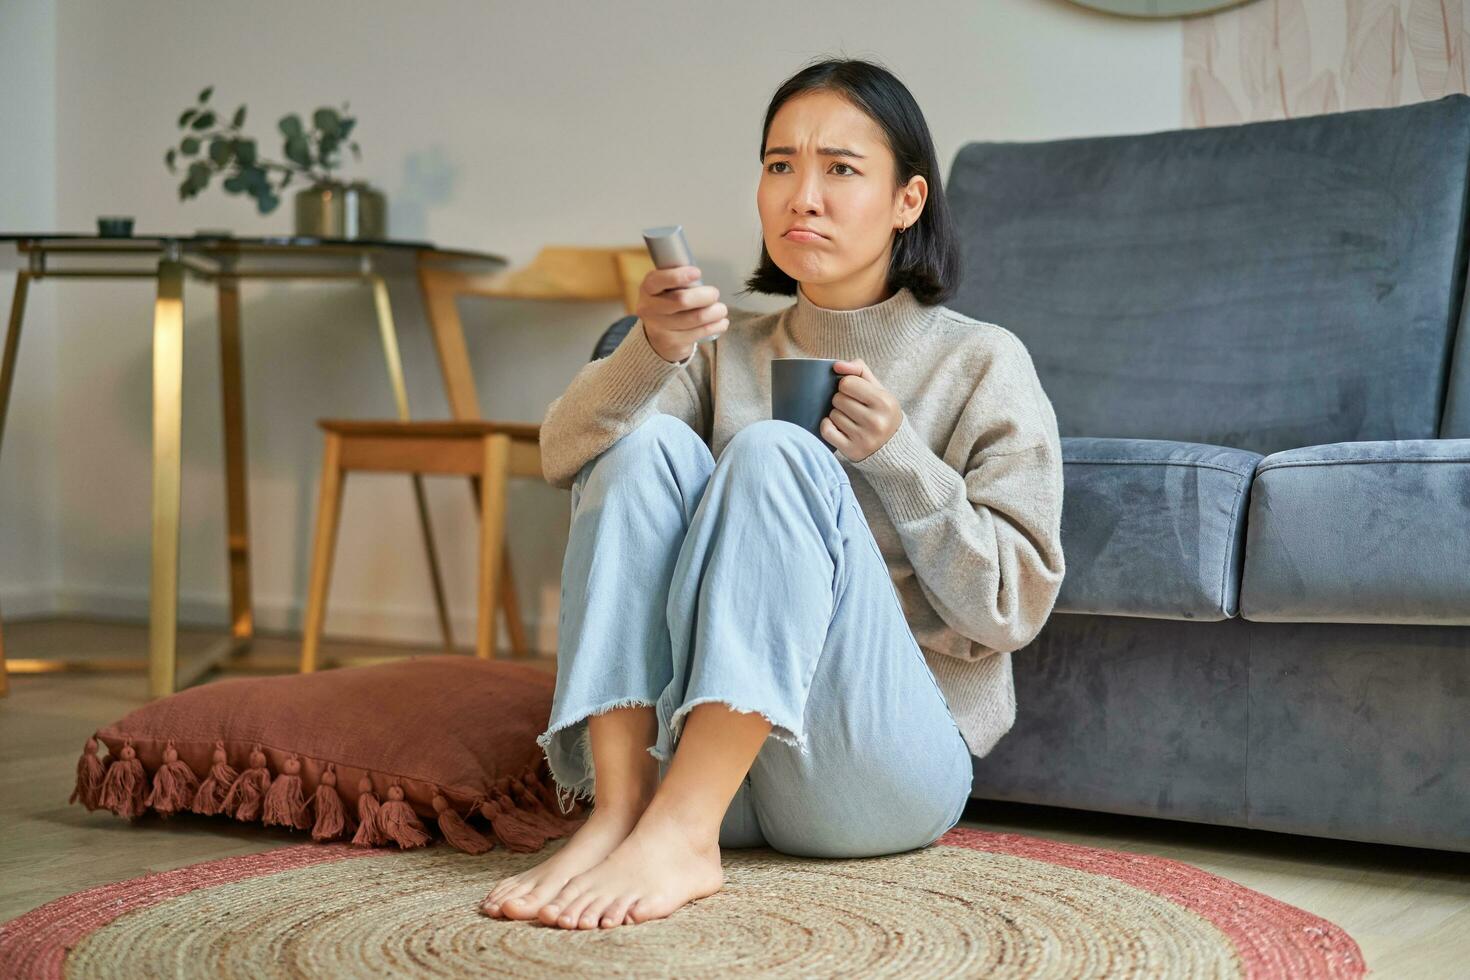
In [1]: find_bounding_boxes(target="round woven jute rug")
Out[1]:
[0,826,1366,978]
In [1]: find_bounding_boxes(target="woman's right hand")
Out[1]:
[637,265,729,363]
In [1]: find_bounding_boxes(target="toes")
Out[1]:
[600,896,635,928]
[503,884,559,921]
[537,883,583,927]
[579,894,614,930]
[481,884,522,917]
[627,898,665,924]
[557,890,599,930]
[487,874,520,902]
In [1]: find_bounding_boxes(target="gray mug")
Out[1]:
[771,357,841,452]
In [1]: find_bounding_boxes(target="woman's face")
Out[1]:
[757,89,924,303]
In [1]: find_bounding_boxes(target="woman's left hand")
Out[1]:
[820,358,903,463]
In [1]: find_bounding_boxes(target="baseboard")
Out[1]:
[0,584,557,654]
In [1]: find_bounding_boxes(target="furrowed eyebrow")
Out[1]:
[762,145,867,160]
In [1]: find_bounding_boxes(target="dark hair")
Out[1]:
[739,57,961,306]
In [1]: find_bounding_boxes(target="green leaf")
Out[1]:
[350,142,361,160]
[256,191,279,214]
[241,165,269,193]
[187,161,211,190]
[234,139,256,166]
[165,148,177,170]
[199,85,213,103]
[284,133,312,168]
[222,173,244,193]
[180,136,200,154]
[232,105,246,128]
[178,108,197,128]
[280,170,293,189]
[313,107,341,136]
[279,114,303,137]
[338,118,355,140]
[179,179,192,201]
[191,111,215,131]
[209,138,232,165]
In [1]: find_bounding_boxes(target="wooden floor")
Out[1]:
[3,617,1466,976]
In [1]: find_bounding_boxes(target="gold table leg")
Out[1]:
[149,260,185,699]
[370,276,455,653]
[0,271,30,697]
[217,272,253,641]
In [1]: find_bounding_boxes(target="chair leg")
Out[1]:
[477,434,511,660]
[301,433,347,673]
[499,549,531,658]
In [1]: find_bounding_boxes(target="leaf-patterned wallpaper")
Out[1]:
[1184,0,1469,125]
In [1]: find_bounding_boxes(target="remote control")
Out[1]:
[642,224,715,344]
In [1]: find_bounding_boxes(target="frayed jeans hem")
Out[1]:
[648,695,805,766]
[536,696,659,816]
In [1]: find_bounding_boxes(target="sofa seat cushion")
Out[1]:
[1057,437,1261,620]
[1240,439,1470,624]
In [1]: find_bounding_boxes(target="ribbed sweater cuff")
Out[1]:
[849,413,963,522]
[600,319,688,408]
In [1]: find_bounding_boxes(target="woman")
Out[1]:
[481,57,1065,930]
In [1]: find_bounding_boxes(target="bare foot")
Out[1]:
[536,806,725,930]
[481,804,641,920]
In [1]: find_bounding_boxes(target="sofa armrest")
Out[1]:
[1057,437,1261,620]
[1239,439,1470,624]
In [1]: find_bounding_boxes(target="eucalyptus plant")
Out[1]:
[164,85,362,214]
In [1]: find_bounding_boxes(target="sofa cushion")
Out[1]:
[1056,437,1261,620]
[945,94,1470,457]
[1239,439,1470,624]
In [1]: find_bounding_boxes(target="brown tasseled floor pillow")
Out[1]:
[67,655,586,854]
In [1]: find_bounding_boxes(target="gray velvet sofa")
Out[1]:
[588,94,1470,853]
[947,94,1470,853]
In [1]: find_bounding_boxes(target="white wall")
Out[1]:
[3,0,1180,651]
[0,0,60,617]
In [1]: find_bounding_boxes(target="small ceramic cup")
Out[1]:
[771,357,842,452]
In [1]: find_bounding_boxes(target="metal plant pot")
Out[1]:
[293,180,387,240]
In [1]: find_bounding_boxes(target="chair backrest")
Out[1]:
[593,315,640,361]
[945,94,1470,455]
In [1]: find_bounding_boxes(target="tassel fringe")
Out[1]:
[98,740,151,820]
[146,741,200,817]
[434,793,493,854]
[352,775,388,847]
[376,782,432,849]
[310,765,354,842]
[190,742,240,816]
[222,746,272,823]
[68,736,107,811]
[262,754,312,831]
[69,737,573,854]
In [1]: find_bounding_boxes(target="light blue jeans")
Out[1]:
[538,413,974,858]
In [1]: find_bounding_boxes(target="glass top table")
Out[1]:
[0,232,504,277]
[0,233,514,697]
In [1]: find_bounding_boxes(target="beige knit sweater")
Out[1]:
[539,284,1066,758]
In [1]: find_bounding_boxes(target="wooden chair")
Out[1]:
[298,244,655,672]
[299,420,542,670]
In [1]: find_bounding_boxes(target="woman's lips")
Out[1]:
[784,230,825,242]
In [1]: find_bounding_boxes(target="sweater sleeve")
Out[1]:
[538,319,713,489]
[847,333,1066,658]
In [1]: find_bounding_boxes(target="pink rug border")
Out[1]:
[0,841,376,979]
[0,829,1368,979]
[935,826,1369,979]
